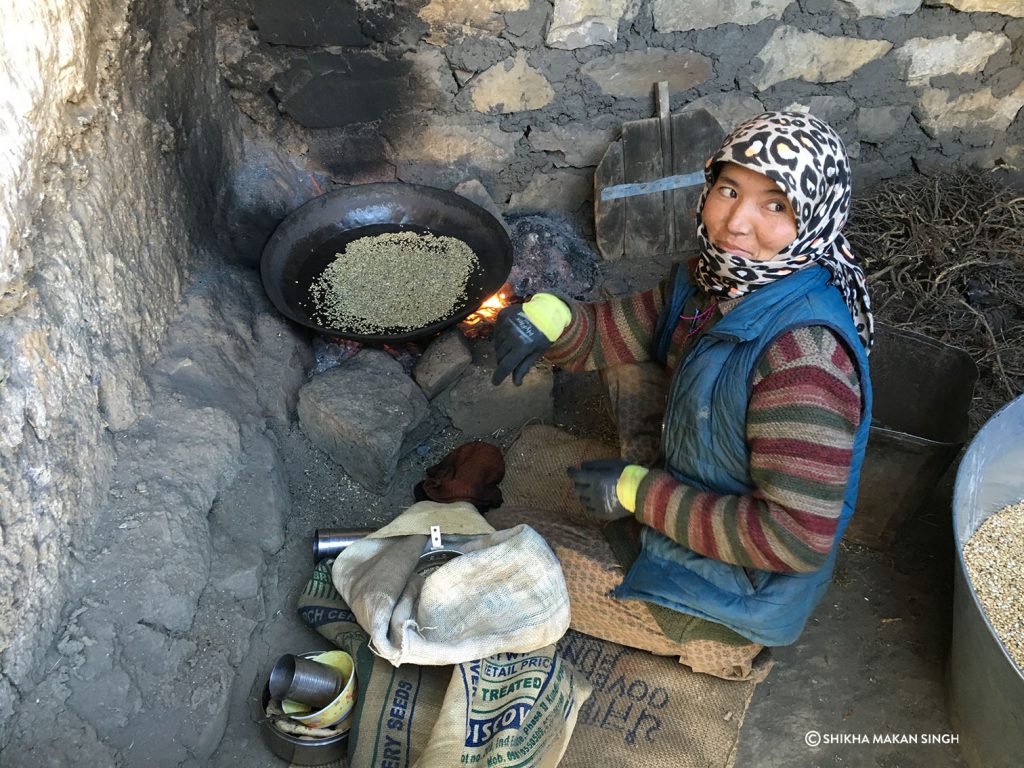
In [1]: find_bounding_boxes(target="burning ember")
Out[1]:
[459,284,516,338]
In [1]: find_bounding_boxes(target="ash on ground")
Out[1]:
[507,213,599,300]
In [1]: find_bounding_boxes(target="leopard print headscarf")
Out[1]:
[694,111,874,349]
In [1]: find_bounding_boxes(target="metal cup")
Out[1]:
[268,654,344,709]
[313,528,375,562]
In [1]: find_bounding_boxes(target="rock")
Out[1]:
[434,343,554,436]
[471,52,555,113]
[253,313,314,431]
[273,51,410,129]
[252,0,371,46]
[652,0,789,31]
[857,106,912,144]
[419,0,529,44]
[547,0,632,49]
[404,47,459,104]
[838,0,920,16]
[753,27,893,90]
[389,119,517,184]
[529,123,619,168]
[453,179,511,236]
[297,350,429,492]
[679,93,766,135]
[581,49,712,98]
[795,95,858,126]
[503,1,551,47]
[896,32,1009,87]
[508,168,593,212]
[941,0,1024,13]
[414,329,473,399]
[916,83,1024,136]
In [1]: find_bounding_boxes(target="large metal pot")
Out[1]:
[260,182,513,343]
[949,393,1024,767]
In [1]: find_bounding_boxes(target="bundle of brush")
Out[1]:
[846,170,1024,429]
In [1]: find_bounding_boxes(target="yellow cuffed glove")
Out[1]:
[615,465,650,513]
[520,293,572,343]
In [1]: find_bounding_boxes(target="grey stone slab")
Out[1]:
[581,49,712,98]
[858,105,913,144]
[253,0,371,47]
[297,350,430,492]
[414,329,473,399]
[434,342,554,436]
[273,52,411,129]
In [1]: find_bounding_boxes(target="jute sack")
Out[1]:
[350,644,593,768]
[299,562,594,768]
[331,501,571,667]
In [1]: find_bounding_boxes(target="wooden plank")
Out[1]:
[669,109,725,254]
[621,115,666,259]
[594,140,626,260]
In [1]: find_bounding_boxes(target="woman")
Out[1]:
[491,112,873,677]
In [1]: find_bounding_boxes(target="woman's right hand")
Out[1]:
[492,293,572,386]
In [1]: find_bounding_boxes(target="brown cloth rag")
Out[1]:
[416,441,505,510]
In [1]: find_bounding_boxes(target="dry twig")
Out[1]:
[847,170,1024,431]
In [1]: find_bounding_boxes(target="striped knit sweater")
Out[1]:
[546,282,863,574]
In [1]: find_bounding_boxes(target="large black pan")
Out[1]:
[260,182,513,343]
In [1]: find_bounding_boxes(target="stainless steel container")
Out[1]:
[950,393,1024,768]
[313,528,375,562]
[260,682,349,766]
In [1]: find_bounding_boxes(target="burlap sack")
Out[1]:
[348,644,593,768]
[331,501,571,667]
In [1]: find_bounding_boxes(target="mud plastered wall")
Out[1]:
[0,0,233,729]
[216,0,1024,235]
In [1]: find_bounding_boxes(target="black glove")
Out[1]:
[491,304,552,386]
[568,459,631,522]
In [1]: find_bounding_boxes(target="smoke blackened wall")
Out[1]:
[213,0,1024,227]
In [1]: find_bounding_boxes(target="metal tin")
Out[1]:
[414,548,462,576]
[950,393,1024,768]
[313,528,375,562]
[260,681,349,766]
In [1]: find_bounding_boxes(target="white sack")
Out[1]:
[332,501,571,667]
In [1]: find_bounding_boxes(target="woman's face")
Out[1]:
[702,162,798,262]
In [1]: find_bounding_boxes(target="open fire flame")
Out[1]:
[459,284,515,335]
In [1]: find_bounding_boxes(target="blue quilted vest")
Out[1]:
[613,263,872,646]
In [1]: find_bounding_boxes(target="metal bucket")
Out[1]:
[949,393,1024,767]
[846,324,978,548]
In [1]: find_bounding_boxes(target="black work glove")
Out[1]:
[491,304,552,386]
[568,459,632,522]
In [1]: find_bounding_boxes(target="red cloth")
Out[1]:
[421,441,505,509]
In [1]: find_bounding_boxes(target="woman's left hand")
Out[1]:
[568,459,632,521]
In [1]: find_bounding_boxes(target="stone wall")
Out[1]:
[214,0,1024,229]
[0,0,235,739]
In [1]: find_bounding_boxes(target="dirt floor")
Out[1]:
[202,177,1024,765]
[206,358,969,768]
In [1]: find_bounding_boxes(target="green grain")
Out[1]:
[309,231,478,333]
